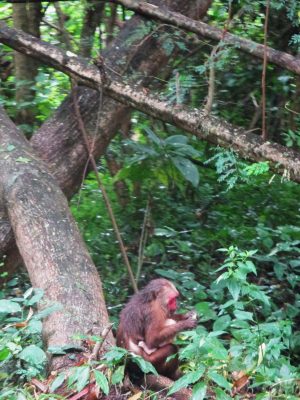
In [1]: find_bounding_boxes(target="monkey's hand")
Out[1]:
[138,341,157,355]
[184,310,198,320]
[181,314,198,330]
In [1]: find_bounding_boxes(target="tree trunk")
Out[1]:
[0,107,113,370]
[12,2,42,127]
[0,0,211,263]
[79,0,104,57]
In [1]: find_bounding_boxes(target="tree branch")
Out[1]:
[113,0,300,76]
[1,22,300,184]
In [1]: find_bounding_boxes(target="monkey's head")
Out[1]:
[158,279,180,314]
[141,278,180,314]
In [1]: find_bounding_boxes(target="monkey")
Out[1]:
[116,278,197,379]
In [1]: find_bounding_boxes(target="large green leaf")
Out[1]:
[165,135,188,145]
[207,371,231,390]
[0,299,21,313]
[94,370,109,395]
[50,373,66,392]
[168,367,205,395]
[213,315,231,332]
[171,156,199,187]
[234,310,253,321]
[18,345,47,367]
[111,365,125,385]
[76,366,90,392]
[192,382,207,400]
[226,278,241,301]
[132,355,158,374]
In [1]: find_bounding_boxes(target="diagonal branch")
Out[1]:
[1,22,300,184]
[113,0,300,76]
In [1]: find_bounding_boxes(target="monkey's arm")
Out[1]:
[172,310,197,321]
[145,317,196,348]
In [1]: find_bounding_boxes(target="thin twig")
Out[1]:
[204,2,233,113]
[71,81,138,294]
[261,0,270,141]
[136,197,151,282]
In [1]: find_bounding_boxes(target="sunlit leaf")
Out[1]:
[94,370,109,395]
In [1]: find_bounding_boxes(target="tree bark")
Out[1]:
[114,0,300,76]
[79,0,104,57]
[12,1,42,126]
[2,21,300,184]
[0,107,113,369]
[0,0,210,259]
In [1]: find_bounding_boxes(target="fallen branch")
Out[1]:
[1,23,300,183]
[113,0,300,76]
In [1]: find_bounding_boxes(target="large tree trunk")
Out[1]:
[0,0,212,264]
[12,2,42,126]
[0,107,112,370]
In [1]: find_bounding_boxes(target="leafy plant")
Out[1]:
[116,128,202,188]
[168,247,300,398]
[283,129,300,148]
[49,345,157,396]
[0,287,60,391]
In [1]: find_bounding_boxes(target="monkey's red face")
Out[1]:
[167,294,178,312]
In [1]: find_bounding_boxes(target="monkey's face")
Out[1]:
[167,294,178,312]
[163,283,179,314]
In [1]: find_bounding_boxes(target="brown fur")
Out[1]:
[116,278,197,378]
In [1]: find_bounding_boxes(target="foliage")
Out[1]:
[48,345,156,397]
[162,247,300,398]
[0,287,59,392]
[116,128,202,188]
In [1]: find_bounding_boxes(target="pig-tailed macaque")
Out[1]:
[116,278,197,378]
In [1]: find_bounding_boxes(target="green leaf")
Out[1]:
[132,355,158,374]
[26,289,44,306]
[234,310,253,321]
[168,367,205,395]
[213,315,231,332]
[6,144,16,152]
[0,299,22,313]
[50,373,66,392]
[245,260,257,274]
[214,387,231,399]
[207,371,231,390]
[145,127,161,145]
[103,347,127,362]
[192,381,207,400]
[34,303,62,319]
[111,365,125,385]
[165,135,188,145]
[171,156,199,186]
[16,156,31,163]
[27,319,42,334]
[94,370,109,395]
[76,366,90,392]
[0,348,10,361]
[18,345,47,367]
[226,278,241,301]
[154,227,177,237]
[195,302,216,321]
